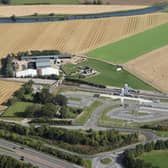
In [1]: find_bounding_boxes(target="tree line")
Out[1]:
[0,154,38,168]
[141,120,168,131]
[0,0,10,4]
[0,121,138,154]
[29,118,72,125]
[65,77,106,88]
[123,139,168,168]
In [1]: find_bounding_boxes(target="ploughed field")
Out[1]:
[0,5,147,17]
[0,80,23,110]
[0,13,168,58]
[125,45,168,93]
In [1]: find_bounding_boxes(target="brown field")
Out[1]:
[0,13,168,58]
[125,45,168,93]
[0,80,23,110]
[0,5,147,17]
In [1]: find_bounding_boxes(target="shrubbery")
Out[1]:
[141,120,168,131]
[29,118,72,125]
[65,77,106,88]
[0,155,38,168]
[0,122,138,154]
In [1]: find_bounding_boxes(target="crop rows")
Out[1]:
[0,80,22,110]
[0,13,168,57]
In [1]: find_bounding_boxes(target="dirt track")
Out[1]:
[0,5,147,17]
[125,45,168,93]
[0,13,168,58]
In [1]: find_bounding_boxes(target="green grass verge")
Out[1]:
[84,159,92,168]
[74,100,103,125]
[139,150,168,168]
[98,105,126,127]
[10,0,79,5]
[2,101,34,118]
[64,58,154,90]
[87,22,168,64]
[155,130,168,137]
[100,158,112,165]
[68,97,81,101]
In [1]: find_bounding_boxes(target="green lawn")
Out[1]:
[139,150,168,168]
[155,130,168,137]
[2,101,34,118]
[9,0,79,5]
[64,58,154,90]
[74,100,103,125]
[87,22,168,64]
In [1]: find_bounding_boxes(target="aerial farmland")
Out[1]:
[0,1,168,168]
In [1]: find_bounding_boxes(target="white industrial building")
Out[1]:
[16,69,37,78]
[40,67,59,76]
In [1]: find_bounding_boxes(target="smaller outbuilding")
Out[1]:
[39,67,59,76]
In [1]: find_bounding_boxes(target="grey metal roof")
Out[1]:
[21,54,71,60]
[21,55,60,60]
[36,59,51,68]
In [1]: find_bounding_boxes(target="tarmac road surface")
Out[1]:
[0,139,81,168]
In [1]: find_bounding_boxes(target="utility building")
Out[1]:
[40,67,59,76]
[16,69,37,78]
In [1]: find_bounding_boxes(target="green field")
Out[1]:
[64,58,154,90]
[139,150,168,168]
[9,0,79,5]
[87,22,168,64]
[2,101,33,118]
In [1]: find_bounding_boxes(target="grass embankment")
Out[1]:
[64,58,154,90]
[87,22,168,64]
[10,0,79,5]
[74,100,103,125]
[2,101,33,118]
[139,150,168,168]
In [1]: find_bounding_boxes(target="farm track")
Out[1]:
[0,13,168,57]
[0,80,23,110]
